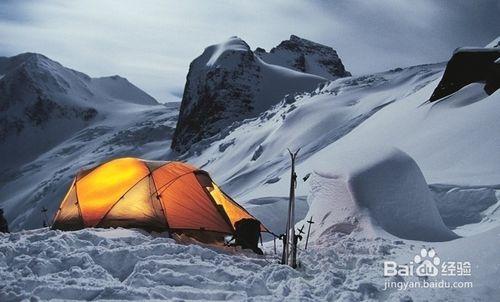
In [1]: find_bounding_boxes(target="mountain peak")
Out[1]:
[255,35,351,80]
[204,36,251,67]
[288,34,322,47]
[0,52,58,74]
[171,36,327,153]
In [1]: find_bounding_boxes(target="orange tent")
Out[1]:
[52,157,268,241]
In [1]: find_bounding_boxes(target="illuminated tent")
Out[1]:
[52,157,268,241]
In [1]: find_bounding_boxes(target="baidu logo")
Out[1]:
[383,248,471,278]
[414,248,440,277]
[382,248,473,290]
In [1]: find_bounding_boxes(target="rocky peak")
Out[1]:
[171,36,328,154]
[255,35,351,80]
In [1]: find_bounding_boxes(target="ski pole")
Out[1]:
[305,216,314,250]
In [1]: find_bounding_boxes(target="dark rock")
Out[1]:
[171,36,328,153]
[171,36,351,153]
[256,35,351,79]
[429,48,500,102]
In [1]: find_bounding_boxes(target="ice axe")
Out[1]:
[305,216,314,250]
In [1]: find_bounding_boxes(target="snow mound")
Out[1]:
[303,147,458,242]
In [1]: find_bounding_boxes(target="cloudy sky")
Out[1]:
[0,0,498,103]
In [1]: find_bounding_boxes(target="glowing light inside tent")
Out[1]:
[77,158,149,226]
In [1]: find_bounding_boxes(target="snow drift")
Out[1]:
[302,147,458,242]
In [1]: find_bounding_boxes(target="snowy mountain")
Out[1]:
[1,37,500,301]
[0,53,158,170]
[0,53,178,230]
[255,35,351,80]
[171,36,347,153]
[184,63,446,198]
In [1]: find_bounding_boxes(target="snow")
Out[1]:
[91,75,158,105]
[1,225,498,301]
[245,196,309,241]
[300,147,457,242]
[171,36,328,152]
[206,36,252,67]
[485,36,500,48]
[0,102,178,230]
[1,41,500,300]
[310,82,500,186]
[0,53,160,171]
[255,35,350,80]
[254,57,326,113]
[185,36,325,117]
[186,64,445,200]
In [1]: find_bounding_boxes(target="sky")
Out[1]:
[0,0,498,103]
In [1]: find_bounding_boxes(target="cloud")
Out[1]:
[0,0,498,103]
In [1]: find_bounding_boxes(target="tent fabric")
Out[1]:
[52,157,268,237]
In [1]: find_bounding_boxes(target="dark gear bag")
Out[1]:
[234,218,263,255]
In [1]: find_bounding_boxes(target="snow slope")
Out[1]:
[0,53,158,170]
[185,63,445,199]
[181,58,500,244]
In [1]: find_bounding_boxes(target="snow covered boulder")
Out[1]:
[304,147,458,242]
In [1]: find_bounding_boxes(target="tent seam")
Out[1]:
[145,163,171,230]
[94,171,152,227]
[73,179,85,228]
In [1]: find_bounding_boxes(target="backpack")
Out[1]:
[234,218,263,255]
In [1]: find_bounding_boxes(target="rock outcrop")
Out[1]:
[255,35,351,80]
[429,39,500,102]
[171,36,350,153]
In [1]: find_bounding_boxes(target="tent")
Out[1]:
[52,157,269,242]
